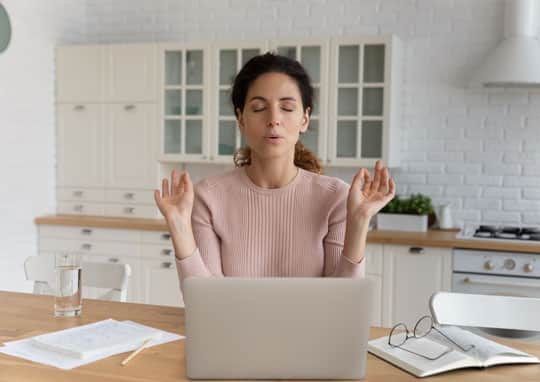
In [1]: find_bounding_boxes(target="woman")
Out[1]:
[154,53,395,285]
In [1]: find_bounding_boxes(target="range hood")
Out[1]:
[470,0,540,87]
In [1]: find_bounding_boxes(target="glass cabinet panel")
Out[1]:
[313,88,320,116]
[301,46,320,83]
[186,90,202,115]
[277,46,296,59]
[220,50,237,85]
[336,121,357,158]
[363,45,385,83]
[165,52,182,85]
[338,45,359,83]
[186,50,203,85]
[242,49,259,65]
[219,90,234,116]
[164,120,181,154]
[165,90,182,115]
[218,121,236,155]
[302,119,319,154]
[185,120,203,154]
[338,88,358,116]
[362,87,383,116]
[361,121,382,158]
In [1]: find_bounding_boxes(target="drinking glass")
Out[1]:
[54,253,82,317]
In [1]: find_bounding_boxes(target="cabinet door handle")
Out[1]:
[161,262,173,269]
[74,105,85,111]
[161,249,173,256]
[74,204,84,212]
[73,190,84,197]
[81,243,92,250]
[81,228,93,235]
[124,104,136,111]
[161,233,171,240]
[409,247,425,255]
[109,257,119,263]
[124,192,135,200]
[124,207,135,214]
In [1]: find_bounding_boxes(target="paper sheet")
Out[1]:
[0,320,184,370]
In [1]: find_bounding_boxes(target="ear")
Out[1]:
[236,108,245,132]
[300,107,310,133]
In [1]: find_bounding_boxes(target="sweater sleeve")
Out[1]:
[322,182,366,278]
[175,181,224,287]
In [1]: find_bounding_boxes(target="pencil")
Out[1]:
[121,338,153,366]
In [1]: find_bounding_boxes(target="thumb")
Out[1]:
[350,168,366,192]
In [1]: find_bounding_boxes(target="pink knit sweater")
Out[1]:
[175,167,366,284]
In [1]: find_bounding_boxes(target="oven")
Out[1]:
[452,248,540,342]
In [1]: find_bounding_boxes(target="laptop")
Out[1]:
[183,277,373,380]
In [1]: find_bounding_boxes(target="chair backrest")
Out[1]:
[430,292,540,331]
[24,255,131,302]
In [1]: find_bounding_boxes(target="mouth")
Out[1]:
[264,134,284,141]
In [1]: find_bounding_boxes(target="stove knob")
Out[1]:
[484,261,495,270]
[524,263,534,273]
[504,259,516,270]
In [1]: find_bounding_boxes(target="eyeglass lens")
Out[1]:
[389,323,408,347]
[413,315,432,338]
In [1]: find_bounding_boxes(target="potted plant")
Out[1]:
[376,194,434,232]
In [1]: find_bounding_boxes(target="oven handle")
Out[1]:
[463,276,540,289]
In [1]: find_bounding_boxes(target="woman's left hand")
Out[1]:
[347,160,395,226]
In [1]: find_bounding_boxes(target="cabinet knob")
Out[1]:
[409,247,425,255]
[161,233,171,240]
[124,104,136,111]
[81,243,92,250]
[161,249,173,256]
[73,105,85,111]
[524,263,534,273]
[74,204,84,212]
[109,258,119,263]
[124,207,135,214]
[124,192,135,200]
[161,262,173,269]
[81,228,93,235]
[73,190,84,197]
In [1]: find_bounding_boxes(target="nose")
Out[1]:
[266,106,281,127]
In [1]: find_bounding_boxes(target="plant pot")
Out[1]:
[376,213,428,232]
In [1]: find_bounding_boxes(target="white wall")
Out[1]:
[82,0,540,229]
[0,0,86,292]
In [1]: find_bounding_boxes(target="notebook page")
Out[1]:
[428,326,534,364]
[30,319,161,359]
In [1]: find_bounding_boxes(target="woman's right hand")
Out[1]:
[154,170,194,225]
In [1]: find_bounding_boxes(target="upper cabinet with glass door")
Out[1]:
[158,44,210,162]
[328,36,402,167]
[268,40,329,163]
[211,43,267,163]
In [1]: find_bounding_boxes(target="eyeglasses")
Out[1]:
[388,315,475,361]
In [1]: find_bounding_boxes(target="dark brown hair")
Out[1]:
[230,52,322,174]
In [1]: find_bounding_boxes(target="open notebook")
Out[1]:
[368,325,539,378]
[29,319,162,359]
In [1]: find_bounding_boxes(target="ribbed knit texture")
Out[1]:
[175,167,365,285]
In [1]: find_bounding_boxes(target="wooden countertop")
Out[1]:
[2,291,540,382]
[35,215,540,254]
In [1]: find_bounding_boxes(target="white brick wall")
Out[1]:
[0,0,86,292]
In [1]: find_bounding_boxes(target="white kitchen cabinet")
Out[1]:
[327,36,402,168]
[56,45,105,103]
[106,44,157,102]
[56,104,105,188]
[158,43,211,162]
[364,244,383,326]
[105,103,158,189]
[381,244,452,329]
[37,225,181,306]
[211,42,267,162]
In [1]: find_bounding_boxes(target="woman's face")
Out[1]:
[236,72,310,163]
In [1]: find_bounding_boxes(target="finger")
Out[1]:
[388,177,396,196]
[171,170,179,195]
[363,168,372,190]
[154,189,161,204]
[351,168,365,191]
[370,160,382,192]
[380,167,389,193]
[182,172,194,195]
[162,178,170,198]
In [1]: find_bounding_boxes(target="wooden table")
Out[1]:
[1,291,539,381]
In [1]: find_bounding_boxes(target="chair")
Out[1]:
[430,292,540,332]
[24,255,131,302]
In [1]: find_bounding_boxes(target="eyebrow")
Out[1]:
[248,96,298,102]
